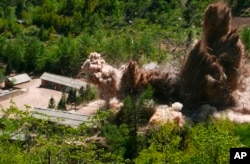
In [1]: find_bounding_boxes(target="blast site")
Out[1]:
[81,3,250,125]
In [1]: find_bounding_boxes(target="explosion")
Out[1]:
[180,3,245,109]
[81,3,250,124]
[81,52,122,104]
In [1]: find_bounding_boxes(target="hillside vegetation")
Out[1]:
[0,0,249,78]
[1,101,250,163]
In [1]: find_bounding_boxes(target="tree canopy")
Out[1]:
[0,0,248,76]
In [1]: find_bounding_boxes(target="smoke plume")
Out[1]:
[81,3,250,124]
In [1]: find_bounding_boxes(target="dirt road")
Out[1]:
[77,100,105,115]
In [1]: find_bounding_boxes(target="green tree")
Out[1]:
[234,123,250,147]
[0,35,7,57]
[71,11,83,35]
[67,89,76,109]
[240,27,250,51]
[56,37,80,76]
[116,85,154,158]
[135,119,240,163]
[101,123,130,158]
[0,102,102,163]
[24,37,44,72]
[76,84,98,104]
[185,120,239,163]
[5,61,12,75]
[84,84,98,102]
[136,84,155,123]
[48,96,56,109]
[15,0,26,19]
[38,25,49,41]
[57,92,67,110]
[135,122,183,164]
[116,96,138,158]
[76,86,85,105]
[60,0,75,16]
[4,38,25,72]
[0,68,4,81]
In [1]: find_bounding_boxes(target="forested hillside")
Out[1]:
[0,0,249,79]
[1,1,250,163]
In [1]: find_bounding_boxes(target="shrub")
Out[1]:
[240,27,250,51]
[135,119,240,163]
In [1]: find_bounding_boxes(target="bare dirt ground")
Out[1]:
[0,78,102,116]
[77,100,105,115]
[0,79,62,111]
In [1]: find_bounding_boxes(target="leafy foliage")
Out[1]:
[240,27,250,52]
[0,102,249,163]
[234,123,250,147]
[81,84,98,103]
[135,119,240,164]
[67,89,77,109]
[57,91,67,110]
[0,0,225,76]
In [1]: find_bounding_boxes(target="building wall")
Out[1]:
[41,80,70,92]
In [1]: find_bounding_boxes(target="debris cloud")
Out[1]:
[81,3,250,124]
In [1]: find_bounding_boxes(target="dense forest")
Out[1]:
[1,0,250,163]
[0,0,249,78]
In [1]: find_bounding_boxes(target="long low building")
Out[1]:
[32,107,90,127]
[0,108,90,142]
[5,73,31,88]
[40,72,87,91]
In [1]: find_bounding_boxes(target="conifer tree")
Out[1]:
[48,96,56,109]
[67,89,76,109]
[57,92,67,110]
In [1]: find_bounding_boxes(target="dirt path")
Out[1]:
[75,100,105,115]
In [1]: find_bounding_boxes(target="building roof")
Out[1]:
[7,73,31,85]
[32,107,89,127]
[40,72,87,90]
[0,130,26,142]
